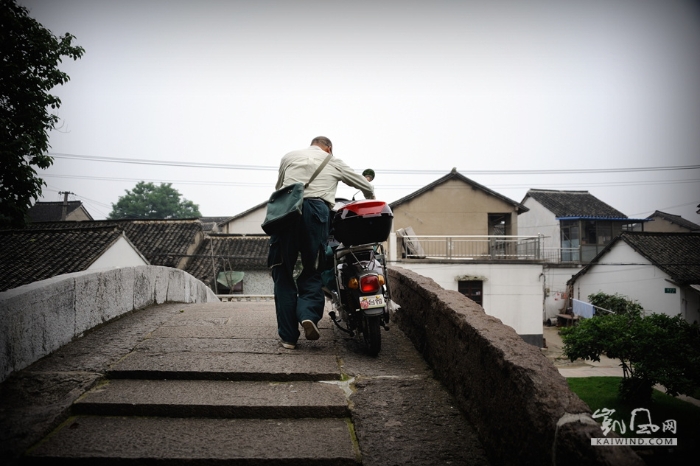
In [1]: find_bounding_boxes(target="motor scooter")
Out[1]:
[323,195,393,356]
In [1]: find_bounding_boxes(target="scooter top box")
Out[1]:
[332,200,393,246]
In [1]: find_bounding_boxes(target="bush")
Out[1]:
[561,293,700,405]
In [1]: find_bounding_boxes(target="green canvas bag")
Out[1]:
[261,152,333,235]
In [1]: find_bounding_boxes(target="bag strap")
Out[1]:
[304,152,333,188]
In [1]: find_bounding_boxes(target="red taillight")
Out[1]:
[360,274,380,293]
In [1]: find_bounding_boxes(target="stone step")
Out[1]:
[74,379,349,418]
[108,352,341,381]
[26,416,359,464]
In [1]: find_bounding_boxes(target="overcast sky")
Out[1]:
[20,0,700,222]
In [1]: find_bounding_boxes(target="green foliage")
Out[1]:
[0,0,84,228]
[588,291,644,317]
[108,182,201,219]
[562,294,700,405]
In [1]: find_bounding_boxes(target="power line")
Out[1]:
[48,152,700,175]
[50,152,278,171]
[41,172,700,190]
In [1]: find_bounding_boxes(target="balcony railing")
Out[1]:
[395,234,594,263]
[398,235,545,261]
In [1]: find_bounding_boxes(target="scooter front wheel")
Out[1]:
[362,314,382,356]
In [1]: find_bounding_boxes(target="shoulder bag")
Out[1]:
[261,152,333,235]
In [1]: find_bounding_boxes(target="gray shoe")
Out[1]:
[280,340,296,349]
[301,320,320,340]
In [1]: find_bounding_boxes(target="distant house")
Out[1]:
[0,227,148,292]
[28,201,93,222]
[17,219,271,296]
[390,168,528,238]
[386,169,545,346]
[184,234,271,295]
[518,189,647,263]
[644,210,700,233]
[217,202,267,235]
[25,219,205,270]
[567,232,700,324]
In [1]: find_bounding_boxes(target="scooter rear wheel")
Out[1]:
[362,315,382,356]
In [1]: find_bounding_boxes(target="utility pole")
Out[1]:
[58,191,74,221]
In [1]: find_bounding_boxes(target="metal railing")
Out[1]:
[398,235,545,260]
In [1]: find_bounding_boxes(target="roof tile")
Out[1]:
[0,227,124,291]
[185,235,269,286]
[525,189,627,218]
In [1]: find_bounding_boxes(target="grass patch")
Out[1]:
[568,377,700,466]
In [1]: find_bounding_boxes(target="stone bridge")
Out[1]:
[0,266,643,465]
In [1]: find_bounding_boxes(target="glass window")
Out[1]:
[596,221,612,245]
[458,280,483,306]
[583,220,596,245]
[561,220,580,262]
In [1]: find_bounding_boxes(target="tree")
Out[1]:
[561,292,700,405]
[0,0,84,228]
[108,182,201,219]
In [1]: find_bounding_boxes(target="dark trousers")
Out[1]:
[268,199,330,344]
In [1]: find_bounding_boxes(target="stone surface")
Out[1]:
[0,371,100,460]
[0,276,76,380]
[27,417,359,464]
[2,299,489,465]
[388,266,643,466]
[0,266,218,383]
[109,351,342,381]
[351,377,490,466]
[554,417,645,466]
[74,379,349,418]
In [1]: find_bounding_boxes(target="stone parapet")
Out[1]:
[388,266,644,466]
[0,266,217,383]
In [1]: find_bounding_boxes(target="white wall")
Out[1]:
[88,236,149,269]
[682,288,700,324]
[223,207,266,234]
[0,266,218,383]
[392,262,543,337]
[541,265,583,322]
[518,198,560,250]
[572,241,687,319]
[242,270,273,295]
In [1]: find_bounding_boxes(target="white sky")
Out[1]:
[20,0,700,222]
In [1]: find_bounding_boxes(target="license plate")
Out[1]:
[359,295,385,310]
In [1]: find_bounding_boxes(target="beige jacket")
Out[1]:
[275,145,375,207]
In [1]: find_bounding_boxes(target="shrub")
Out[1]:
[561,293,700,405]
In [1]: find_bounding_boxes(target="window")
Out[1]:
[488,213,510,235]
[561,220,580,262]
[458,280,483,306]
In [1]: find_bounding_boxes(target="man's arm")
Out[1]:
[336,159,375,199]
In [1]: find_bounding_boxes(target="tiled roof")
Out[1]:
[647,211,700,231]
[621,232,700,285]
[27,201,93,222]
[570,232,700,286]
[523,189,627,218]
[185,235,269,286]
[389,169,528,213]
[23,219,204,268]
[0,227,125,292]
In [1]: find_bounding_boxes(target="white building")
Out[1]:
[567,232,700,324]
